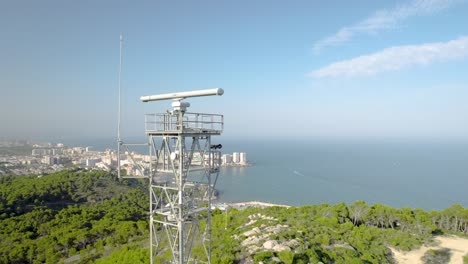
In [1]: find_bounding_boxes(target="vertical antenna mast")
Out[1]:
[117,33,123,178]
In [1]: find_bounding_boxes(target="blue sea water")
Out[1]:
[216,139,468,210]
[58,137,468,210]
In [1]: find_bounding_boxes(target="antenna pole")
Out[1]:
[117,33,123,178]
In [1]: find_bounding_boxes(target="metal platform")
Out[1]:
[145,112,223,135]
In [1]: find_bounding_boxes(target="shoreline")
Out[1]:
[221,200,292,209]
[221,162,252,168]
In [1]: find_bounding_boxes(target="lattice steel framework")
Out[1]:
[146,106,223,263]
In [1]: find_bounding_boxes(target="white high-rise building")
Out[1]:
[239,152,247,165]
[232,152,240,163]
[221,154,232,165]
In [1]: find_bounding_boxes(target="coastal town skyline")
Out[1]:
[0,140,248,176]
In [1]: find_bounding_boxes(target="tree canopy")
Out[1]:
[1,170,467,263]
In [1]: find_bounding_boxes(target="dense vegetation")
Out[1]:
[207,202,468,264]
[1,170,467,263]
[0,169,148,263]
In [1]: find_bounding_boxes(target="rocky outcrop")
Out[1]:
[235,213,299,255]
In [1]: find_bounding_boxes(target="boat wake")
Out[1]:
[293,170,305,177]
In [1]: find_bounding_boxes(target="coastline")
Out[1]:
[221,162,252,168]
[222,200,291,209]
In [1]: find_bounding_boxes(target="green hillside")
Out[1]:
[1,170,467,263]
[0,169,148,263]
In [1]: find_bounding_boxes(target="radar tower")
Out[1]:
[142,88,224,263]
[115,36,224,264]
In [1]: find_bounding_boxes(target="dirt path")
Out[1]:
[390,236,468,264]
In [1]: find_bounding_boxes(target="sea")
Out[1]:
[58,137,468,211]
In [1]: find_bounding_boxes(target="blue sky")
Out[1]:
[1,0,468,142]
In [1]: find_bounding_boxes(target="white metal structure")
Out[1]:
[143,89,223,263]
[115,36,223,263]
[141,88,224,102]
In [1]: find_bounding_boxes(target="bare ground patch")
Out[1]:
[390,236,468,264]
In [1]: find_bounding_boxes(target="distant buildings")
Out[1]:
[72,147,85,154]
[32,148,51,156]
[232,152,240,163]
[86,158,101,167]
[221,152,248,166]
[222,154,232,165]
[32,148,62,156]
[41,156,59,165]
[239,152,247,165]
[2,140,249,176]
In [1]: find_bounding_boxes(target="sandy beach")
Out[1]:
[227,201,291,209]
[391,236,468,264]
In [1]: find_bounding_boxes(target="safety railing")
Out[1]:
[145,112,223,134]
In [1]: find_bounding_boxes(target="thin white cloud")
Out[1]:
[313,0,464,53]
[309,36,468,78]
